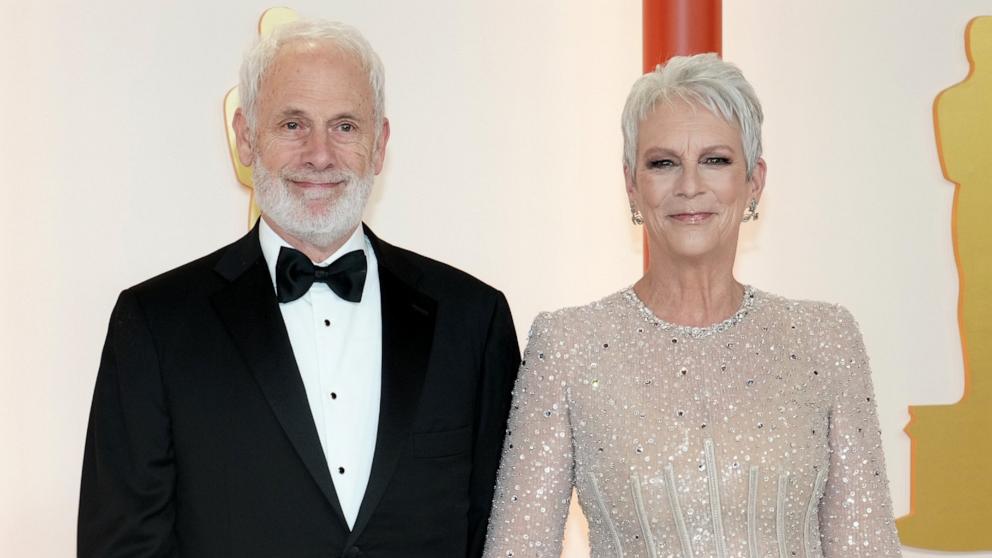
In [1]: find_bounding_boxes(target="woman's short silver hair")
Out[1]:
[622,53,763,178]
[239,19,386,133]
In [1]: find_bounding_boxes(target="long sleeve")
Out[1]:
[819,306,902,557]
[78,290,178,558]
[467,291,521,558]
[483,312,575,558]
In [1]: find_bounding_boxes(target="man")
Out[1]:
[78,19,520,558]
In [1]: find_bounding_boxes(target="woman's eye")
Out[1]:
[284,121,301,131]
[338,122,355,132]
[648,159,675,169]
[702,156,731,165]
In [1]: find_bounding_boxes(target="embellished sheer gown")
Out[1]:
[483,287,902,558]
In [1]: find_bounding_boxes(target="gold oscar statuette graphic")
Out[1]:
[224,7,300,228]
[896,16,992,551]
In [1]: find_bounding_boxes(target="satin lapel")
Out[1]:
[346,243,437,542]
[210,231,348,529]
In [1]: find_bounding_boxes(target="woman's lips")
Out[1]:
[669,212,715,223]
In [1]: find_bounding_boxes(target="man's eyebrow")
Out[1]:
[277,108,309,119]
[275,108,362,122]
[328,112,361,122]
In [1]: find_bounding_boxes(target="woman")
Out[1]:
[483,54,902,557]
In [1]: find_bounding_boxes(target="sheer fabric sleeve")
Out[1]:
[819,306,903,557]
[483,312,575,558]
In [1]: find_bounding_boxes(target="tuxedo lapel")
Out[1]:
[347,227,437,542]
[210,228,349,529]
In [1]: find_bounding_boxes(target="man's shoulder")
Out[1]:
[372,235,502,303]
[126,233,251,300]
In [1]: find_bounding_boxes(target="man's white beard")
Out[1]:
[252,160,373,250]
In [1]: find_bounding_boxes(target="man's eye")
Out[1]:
[337,122,355,133]
[284,121,301,131]
[702,156,731,165]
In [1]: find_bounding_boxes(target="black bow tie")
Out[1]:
[275,246,368,303]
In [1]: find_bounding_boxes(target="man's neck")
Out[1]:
[261,215,357,263]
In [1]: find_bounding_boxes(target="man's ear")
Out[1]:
[372,118,391,175]
[233,108,255,167]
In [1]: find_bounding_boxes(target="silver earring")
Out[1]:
[630,203,644,225]
[742,198,759,222]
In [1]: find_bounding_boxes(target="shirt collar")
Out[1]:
[258,217,369,295]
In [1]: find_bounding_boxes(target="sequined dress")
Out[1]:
[483,287,902,558]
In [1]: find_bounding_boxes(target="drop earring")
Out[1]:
[630,202,644,225]
[742,198,759,222]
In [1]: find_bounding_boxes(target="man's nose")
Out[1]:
[302,130,337,170]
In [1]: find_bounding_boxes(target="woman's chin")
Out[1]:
[655,233,726,261]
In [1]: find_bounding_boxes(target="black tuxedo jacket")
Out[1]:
[78,225,520,558]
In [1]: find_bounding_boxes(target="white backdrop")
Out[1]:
[1,1,989,556]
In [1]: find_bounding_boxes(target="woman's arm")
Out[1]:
[483,312,575,558]
[819,306,902,557]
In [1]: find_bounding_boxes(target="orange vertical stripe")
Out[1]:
[641,0,722,270]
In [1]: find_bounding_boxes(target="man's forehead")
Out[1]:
[270,40,360,71]
[258,44,366,98]
[255,41,372,120]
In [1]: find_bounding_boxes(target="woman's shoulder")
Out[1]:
[756,289,856,320]
[526,289,634,340]
[754,288,863,339]
[531,289,632,323]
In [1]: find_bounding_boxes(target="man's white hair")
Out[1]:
[622,53,763,178]
[239,19,386,132]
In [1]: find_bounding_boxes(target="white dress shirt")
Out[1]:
[259,219,382,529]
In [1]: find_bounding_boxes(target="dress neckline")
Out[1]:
[622,284,758,339]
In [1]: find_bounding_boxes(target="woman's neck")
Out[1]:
[634,253,743,327]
